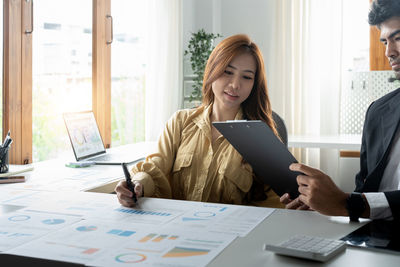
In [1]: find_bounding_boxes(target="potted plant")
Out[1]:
[184,29,222,102]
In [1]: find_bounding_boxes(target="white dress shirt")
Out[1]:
[364,127,400,220]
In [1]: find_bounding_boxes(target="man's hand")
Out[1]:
[280,193,310,210]
[289,163,349,216]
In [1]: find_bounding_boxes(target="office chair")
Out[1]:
[272,111,288,147]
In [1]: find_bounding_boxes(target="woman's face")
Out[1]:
[211,52,256,111]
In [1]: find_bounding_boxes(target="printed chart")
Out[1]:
[115,253,147,263]
[102,207,182,225]
[88,230,236,267]
[0,210,81,252]
[1,193,272,266]
[163,246,210,257]
[5,219,148,265]
[165,203,274,236]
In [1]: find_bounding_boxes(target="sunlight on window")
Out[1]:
[342,0,370,71]
[0,3,3,139]
[111,0,147,147]
[32,0,92,162]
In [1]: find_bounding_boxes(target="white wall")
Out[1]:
[183,0,277,90]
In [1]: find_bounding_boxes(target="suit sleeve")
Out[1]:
[385,191,400,220]
[357,102,400,221]
[355,103,373,192]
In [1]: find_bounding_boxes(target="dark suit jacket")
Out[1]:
[355,87,400,220]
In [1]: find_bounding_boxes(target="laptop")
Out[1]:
[63,111,144,165]
[212,120,300,198]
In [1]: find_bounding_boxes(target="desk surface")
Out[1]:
[0,142,398,266]
[0,201,397,267]
[14,142,157,194]
[210,209,398,267]
[288,134,362,150]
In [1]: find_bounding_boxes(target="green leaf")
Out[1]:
[184,29,222,102]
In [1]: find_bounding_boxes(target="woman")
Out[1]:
[115,34,283,208]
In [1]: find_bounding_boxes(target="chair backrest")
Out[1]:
[272,111,288,147]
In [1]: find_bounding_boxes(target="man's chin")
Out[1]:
[395,71,400,80]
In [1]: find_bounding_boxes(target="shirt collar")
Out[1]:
[192,104,244,136]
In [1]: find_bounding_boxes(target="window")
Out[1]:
[111,0,147,146]
[32,0,92,161]
[341,0,370,72]
[0,2,3,140]
[4,0,169,164]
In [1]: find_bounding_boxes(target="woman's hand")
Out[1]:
[280,193,310,210]
[115,180,143,207]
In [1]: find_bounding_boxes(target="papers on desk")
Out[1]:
[7,218,236,267]
[0,209,82,251]
[2,191,121,217]
[0,188,42,204]
[1,165,120,192]
[89,227,236,267]
[0,164,34,177]
[160,201,275,237]
[0,189,275,266]
[1,192,274,235]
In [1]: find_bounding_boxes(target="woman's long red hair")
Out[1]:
[201,34,278,137]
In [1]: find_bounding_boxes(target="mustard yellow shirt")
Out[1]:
[132,105,282,207]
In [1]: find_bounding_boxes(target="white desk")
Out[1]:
[17,141,157,193]
[210,209,398,267]
[0,201,398,266]
[0,142,398,266]
[288,134,362,150]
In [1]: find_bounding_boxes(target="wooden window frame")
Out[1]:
[369,0,391,71]
[3,0,32,164]
[370,24,391,70]
[93,0,112,149]
[3,0,112,164]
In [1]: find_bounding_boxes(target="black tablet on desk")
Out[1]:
[341,220,400,254]
[212,120,300,198]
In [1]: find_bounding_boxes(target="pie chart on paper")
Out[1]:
[42,219,66,225]
[76,225,98,232]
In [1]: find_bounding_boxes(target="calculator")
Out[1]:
[263,235,347,262]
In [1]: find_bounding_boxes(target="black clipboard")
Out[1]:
[213,120,299,198]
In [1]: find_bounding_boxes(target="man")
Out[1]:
[281,0,400,221]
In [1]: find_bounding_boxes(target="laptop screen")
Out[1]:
[63,111,106,160]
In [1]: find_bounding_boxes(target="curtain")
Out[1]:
[145,0,182,141]
[268,0,343,178]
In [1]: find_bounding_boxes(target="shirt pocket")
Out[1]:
[220,163,253,203]
[171,152,194,198]
[172,152,194,172]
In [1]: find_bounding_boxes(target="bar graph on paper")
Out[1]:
[112,208,181,225]
[115,208,172,217]
[86,231,236,267]
[138,233,179,243]
[163,247,210,258]
[45,241,100,255]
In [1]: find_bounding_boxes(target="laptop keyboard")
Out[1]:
[92,154,114,161]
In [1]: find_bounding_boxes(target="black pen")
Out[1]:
[3,138,12,149]
[122,163,137,203]
[2,131,10,147]
[0,137,12,161]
